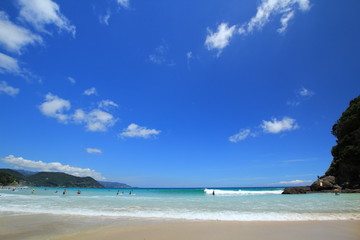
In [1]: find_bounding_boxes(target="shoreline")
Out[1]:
[1,213,359,240]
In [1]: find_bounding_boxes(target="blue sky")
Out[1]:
[0,0,359,187]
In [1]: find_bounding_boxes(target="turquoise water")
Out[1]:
[1,187,359,221]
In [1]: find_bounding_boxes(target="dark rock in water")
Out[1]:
[341,188,360,193]
[282,186,311,194]
[310,176,336,191]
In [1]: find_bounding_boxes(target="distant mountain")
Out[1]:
[26,172,104,188]
[99,181,132,189]
[0,169,26,181]
[0,169,105,188]
[15,169,38,176]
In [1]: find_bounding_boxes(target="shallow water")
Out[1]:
[1,187,359,221]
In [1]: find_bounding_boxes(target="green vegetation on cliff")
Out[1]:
[26,172,104,188]
[0,169,26,181]
[0,169,104,188]
[326,95,360,188]
[0,172,18,186]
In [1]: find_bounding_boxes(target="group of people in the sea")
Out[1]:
[27,189,136,196]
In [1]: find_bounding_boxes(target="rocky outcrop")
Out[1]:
[310,176,336,191]
[282,186,311,194]
[282,96,360,194]
[326,95,360,189]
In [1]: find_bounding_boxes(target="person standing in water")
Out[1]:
[63,189,67,195]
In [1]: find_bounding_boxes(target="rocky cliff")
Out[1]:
[283,95,360,194]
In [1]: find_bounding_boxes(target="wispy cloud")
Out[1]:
[0,1,75,81]
[0,11,42,54]
[278,179,312,185]
[287,87,315,106]
[149,45,166,65]
[1,155,104,180]
[18,0,76,37]
[298,87,314,97]
[0,81,20,97]
[148,45,174,66]
[98,100,119,109]
[83,87,97,96]
[120,123,161,139]
[117,0,130,9]
[281,159,307,163]
[0,52,21,74]
[229,129,255,142]
[205,0,311,54]
[241,0,310,35]
[86,148,102,154]
[0,52,40,81]
[186,51,193,60]
[67,76,76,84]
[99,12,111,25]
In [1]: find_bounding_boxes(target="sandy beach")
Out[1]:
[1,214,359,240]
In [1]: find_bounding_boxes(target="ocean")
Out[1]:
[1,187,359,221]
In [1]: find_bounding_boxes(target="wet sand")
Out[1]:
[1,213,359,240]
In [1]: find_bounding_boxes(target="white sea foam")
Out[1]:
[204,189,283,195]
[1,204,359,221]
[1,188,359,221]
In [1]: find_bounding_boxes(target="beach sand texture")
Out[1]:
[0,214,359,240]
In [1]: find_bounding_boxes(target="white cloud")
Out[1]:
[120,123,161,139]
[38,93,71,123]
[205,23,236,54]
[0,52,21,74]
[229,129,253,142]
[117,0,130,9]
[277,11,295,33]
[0,11,42,53]
[38,93,117,132]
[261,117,299,134]
[99,12,111,25]
[299,87,314,97]
[86,148,102,154]
[73,109,117,132]
[18,0,76,37]
[83,87,97,96]
[244,0,310,34]
[281,159,306,163]
[205,0,311,54]
[149,45,166,65]
[187,51,193,59]
[0,81,19,96]
[287,87,314,106]
[279,179,312,185]
[1,155,104,180]
[67,76,76,84]
[98,100,119,109]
